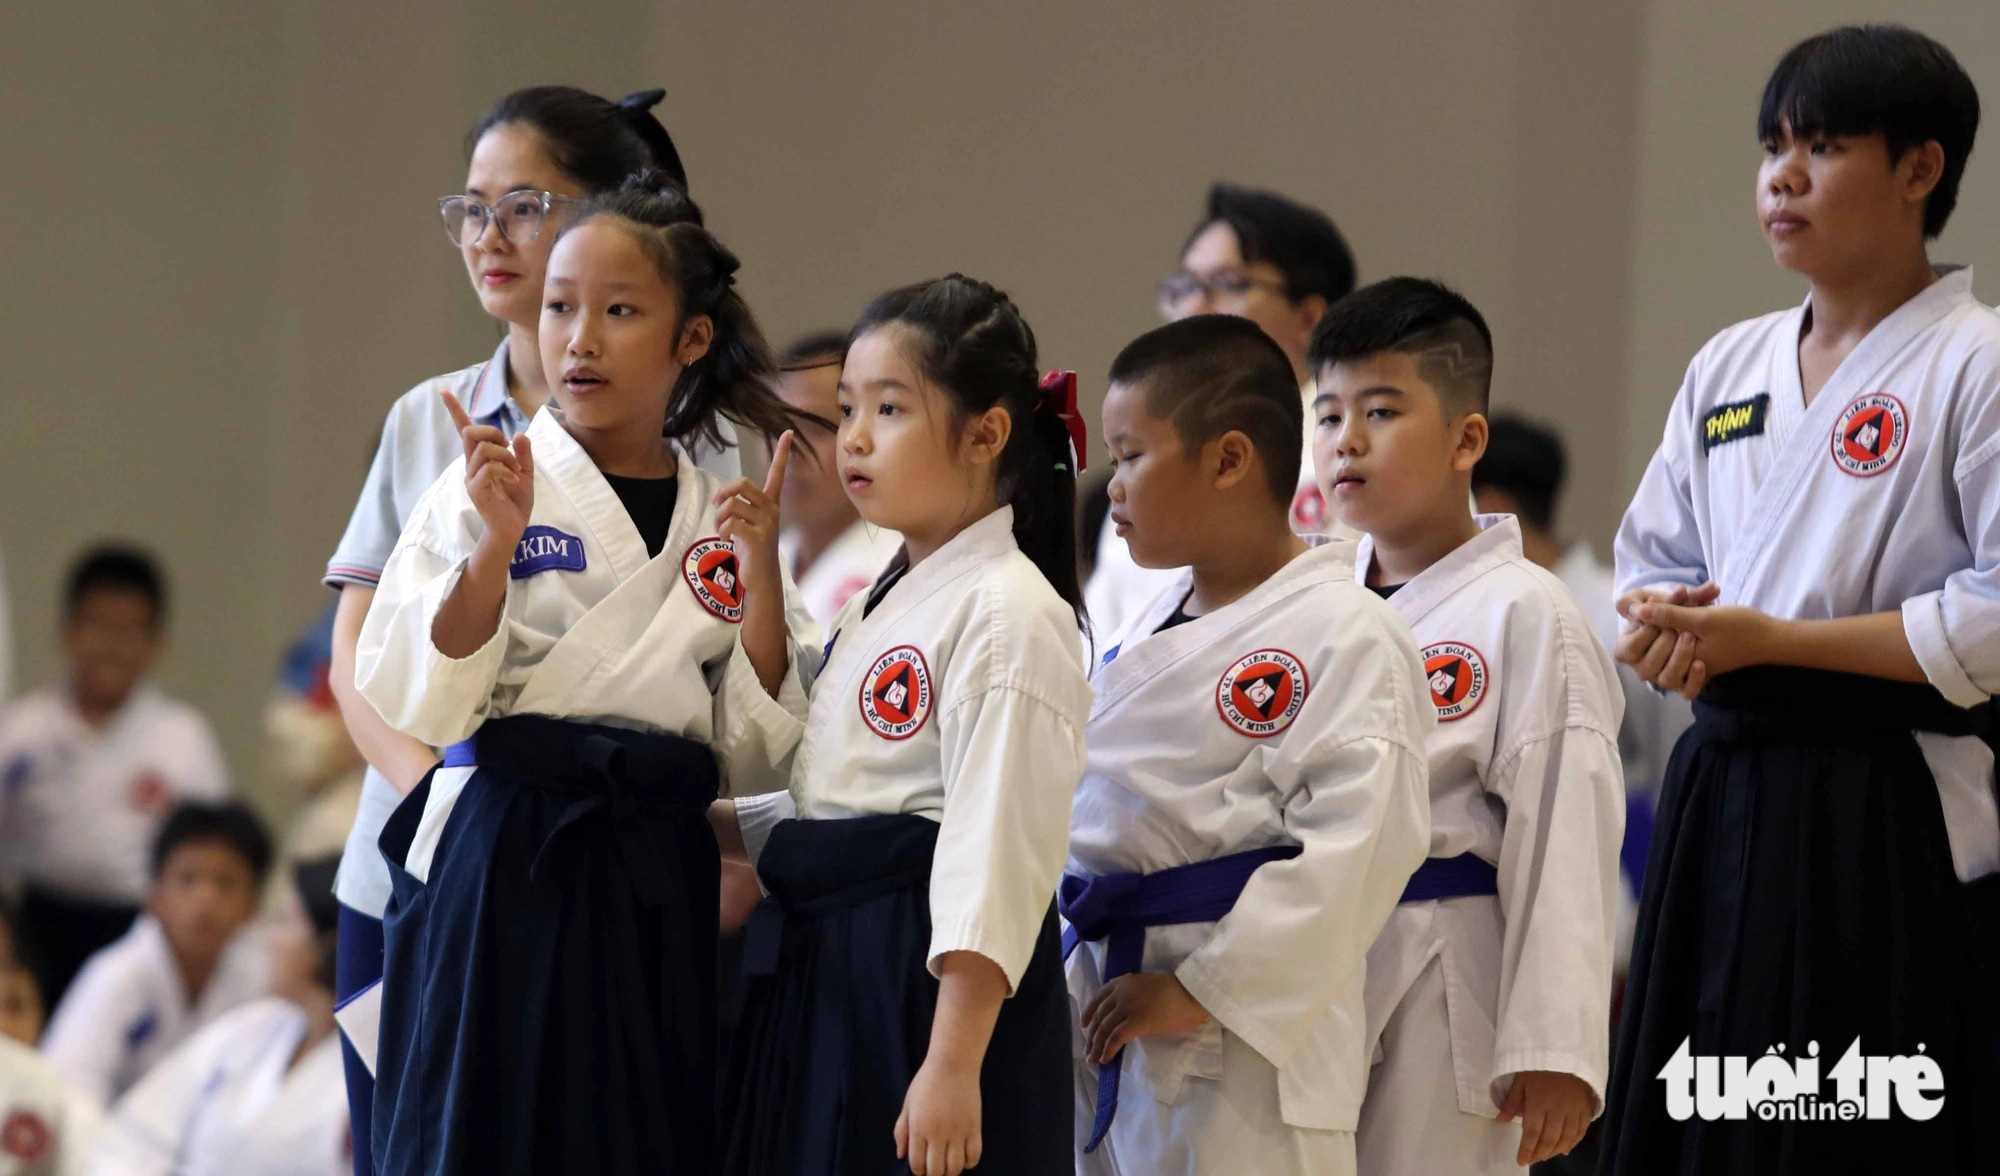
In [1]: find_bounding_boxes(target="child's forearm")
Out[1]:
[925,951,1008,1073]
[430,533,513,659]
[1764,610,1926,682]
[739,580,791,698]
[331,588,439,794]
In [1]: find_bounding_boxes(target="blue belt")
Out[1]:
[441,739,477,768]
[1399,852,1498,903]
[1058,844,1300,1153]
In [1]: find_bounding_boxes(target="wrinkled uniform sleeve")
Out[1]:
[1615,358,1711,601]
[927,594,1088,993]
[353,465,503,749]
[84,1023,231,1176]
[1175,610,1434,1069]
[1485,621,1626,1112]
[711,560,820,798]
[1902,361,2000,707]
[40,953,136,1110]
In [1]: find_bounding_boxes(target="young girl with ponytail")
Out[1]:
[353,172,821,1174]
[716,274,1091,1176]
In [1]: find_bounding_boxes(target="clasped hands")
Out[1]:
[1614,581,1780,698]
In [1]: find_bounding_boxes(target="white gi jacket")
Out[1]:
[1357,516,1626,1113]
[1067,540,1434,1133]
[88,998,348,1176]
[736,507,1091,993]
[354,406,817,837]
[1616,266,2000,880]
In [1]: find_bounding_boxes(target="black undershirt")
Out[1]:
[1370,583,1403,600]
[862,559,910,619]
[603,474,679,558]
[1154,591,1199,633]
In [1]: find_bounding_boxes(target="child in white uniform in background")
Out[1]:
[0,1036,98,1176]
[1064,315,1433,1176]
[355,174,819,1174]
[771,331,903,631]
[1310,280,1624,1173]
[714,275,1092,1176]
[0,548,229,1010]
[89,856,351,1176]
[42,803,273,1110]
[319,85,702,1176]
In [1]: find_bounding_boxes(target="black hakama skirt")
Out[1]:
[372,715,721,1175]
[1600,668,2000,1175]
[721,813,1072,1175]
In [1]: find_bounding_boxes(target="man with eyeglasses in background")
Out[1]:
[1084,183,1360,642]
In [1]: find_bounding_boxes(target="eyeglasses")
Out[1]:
[438,190,582,247]
[1158,269,1289,313]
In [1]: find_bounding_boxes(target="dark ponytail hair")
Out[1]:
[566,170,818,455]
[467,85,689,195]
[850,275,1086,628]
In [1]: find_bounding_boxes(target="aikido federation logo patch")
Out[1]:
[1215,649,1309,738]
[1,1110,49,1161]
[859,646,933,740]
[682,538,744,623]
[1422,641,1488,721]
[1830,392,1908,478]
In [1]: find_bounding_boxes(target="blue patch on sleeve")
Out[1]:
[125,1010,159,1050]
[2,756,31,796]
[509,526,588,579]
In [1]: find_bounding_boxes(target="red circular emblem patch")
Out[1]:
[1422,641,1489,722]
[1829,392,1908,478]
[1215,649,1309,738]
[682,537,744,623]
[859,646,934,740]
[128,770,174,816]
[1291,484,1327,531]
[2,1110,49,1160]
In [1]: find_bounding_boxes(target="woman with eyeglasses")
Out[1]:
[318,85,690,1176]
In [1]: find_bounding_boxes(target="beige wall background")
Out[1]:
[2,1,1995,812]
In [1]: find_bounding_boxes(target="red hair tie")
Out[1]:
[1037,370,1087,473]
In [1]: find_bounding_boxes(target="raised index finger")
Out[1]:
[441,389,478,462]
[762,431,795,499]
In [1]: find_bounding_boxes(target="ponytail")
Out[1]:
[468,85,690,197]
[568,170,822,456]
[849,275,1087,630]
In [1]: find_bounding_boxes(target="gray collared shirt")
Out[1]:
[325,339,528,588]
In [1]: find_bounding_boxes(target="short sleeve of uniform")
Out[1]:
[926,578,1090,992]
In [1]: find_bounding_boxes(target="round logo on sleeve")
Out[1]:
[2,1111,49,1160]
[1215,649,1309,738]
[1290,484,1327,532]
[682,538,744,623]
[128,770,174,816]
[1830,392,1908,478]
[1422,641,1489,721]
[859,646,934,740]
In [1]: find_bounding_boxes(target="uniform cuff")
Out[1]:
[1902,592,1988,707]
[732,790,796,866]
[1490,1049,1607,1119]
[324,564,383,590]
[927,919,1026,996]
[1175,951,1296,1071]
